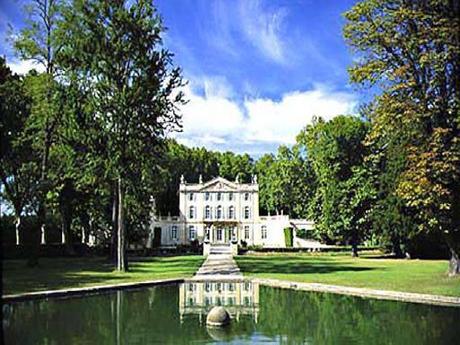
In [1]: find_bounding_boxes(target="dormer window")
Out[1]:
[189,192,194,201]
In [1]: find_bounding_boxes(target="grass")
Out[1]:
[235,251,460,297]
[2,255,204,295]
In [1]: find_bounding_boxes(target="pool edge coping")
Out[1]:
[3,277,459,307]
[1,278,185,302]
[253,278,460,307]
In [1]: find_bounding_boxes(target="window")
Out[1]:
[205,227,210,240]
[205,206,211,219]
[261,225,267,239]
[217,228,222,241]
[205,192,210,201]
[217,205,222,219]
[229,192,233,201]
[189,192,194,201]
[244,226,250,239]
[244,192,250,201]
[228,206,235,219]
[205,282,212,292]
[217,192,222,201]
[244,206,250,219]
[244,281,251,291]
[171,225,177,240]
[188,225,196,240]
[189,206,194,219]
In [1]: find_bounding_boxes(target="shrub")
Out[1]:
[284,227,293,247]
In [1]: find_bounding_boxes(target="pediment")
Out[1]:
[199,177,238,191]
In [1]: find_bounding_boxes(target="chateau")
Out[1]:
[149,176,315,249]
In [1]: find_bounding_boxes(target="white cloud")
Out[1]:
[244,88,356,144]
[7,59,45,75]
[238,0,288,64]
[174,78,357,154]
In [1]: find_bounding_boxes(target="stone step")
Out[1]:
[209,246,232,254]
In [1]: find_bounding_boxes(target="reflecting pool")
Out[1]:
[3,280,460,344]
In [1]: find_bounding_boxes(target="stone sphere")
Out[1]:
[206,306,231,327]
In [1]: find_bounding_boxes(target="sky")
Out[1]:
[0,0,362,157]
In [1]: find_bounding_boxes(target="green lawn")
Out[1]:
[2,255,204,295]
[236,252,460,297]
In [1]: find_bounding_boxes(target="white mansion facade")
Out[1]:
[149,175,315,248]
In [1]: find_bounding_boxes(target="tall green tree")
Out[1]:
[344,0,460,274]
[58,0,186,271]
[0,58,39,246]
[12,0,64,265]
[301,116,371,256]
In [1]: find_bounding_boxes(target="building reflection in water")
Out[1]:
[179,280,259,324]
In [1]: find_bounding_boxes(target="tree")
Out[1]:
[12,0,64,265]
[344,0,460,274]
[301,115,371,256]
[255,146,314,218]
[0,58,39,246]
[58,0,186,271]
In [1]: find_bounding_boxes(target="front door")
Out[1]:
[216,227,223,243]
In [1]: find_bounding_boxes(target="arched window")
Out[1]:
[205,206,211,219]
[217,205,222,219]
[244,206,250,219]
[189,206,194,219]
[228,206,235,219]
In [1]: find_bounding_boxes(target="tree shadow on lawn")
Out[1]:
[3,256,201,294]
[237,258,379,275]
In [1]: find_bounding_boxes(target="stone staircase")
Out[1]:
[209,244,232,255]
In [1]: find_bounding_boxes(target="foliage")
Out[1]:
[0,58,39,226]
[56,0,187,270]
[284,227,293,248]
[298,115,372,255]
[344,0,460,272]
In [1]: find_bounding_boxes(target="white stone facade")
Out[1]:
[149,176,315,248]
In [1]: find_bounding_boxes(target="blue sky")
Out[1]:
[1,0,362,157]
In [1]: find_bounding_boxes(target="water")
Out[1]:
[3,281,459,344]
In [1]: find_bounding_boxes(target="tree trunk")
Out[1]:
[351,242,359,257]
[117,177,128,272]
[448,248,460,276]
[27,205,45,267]
[351,233,359,257]
[61,216,75,255]
[15,215,22,246]
[111,186,119,264]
